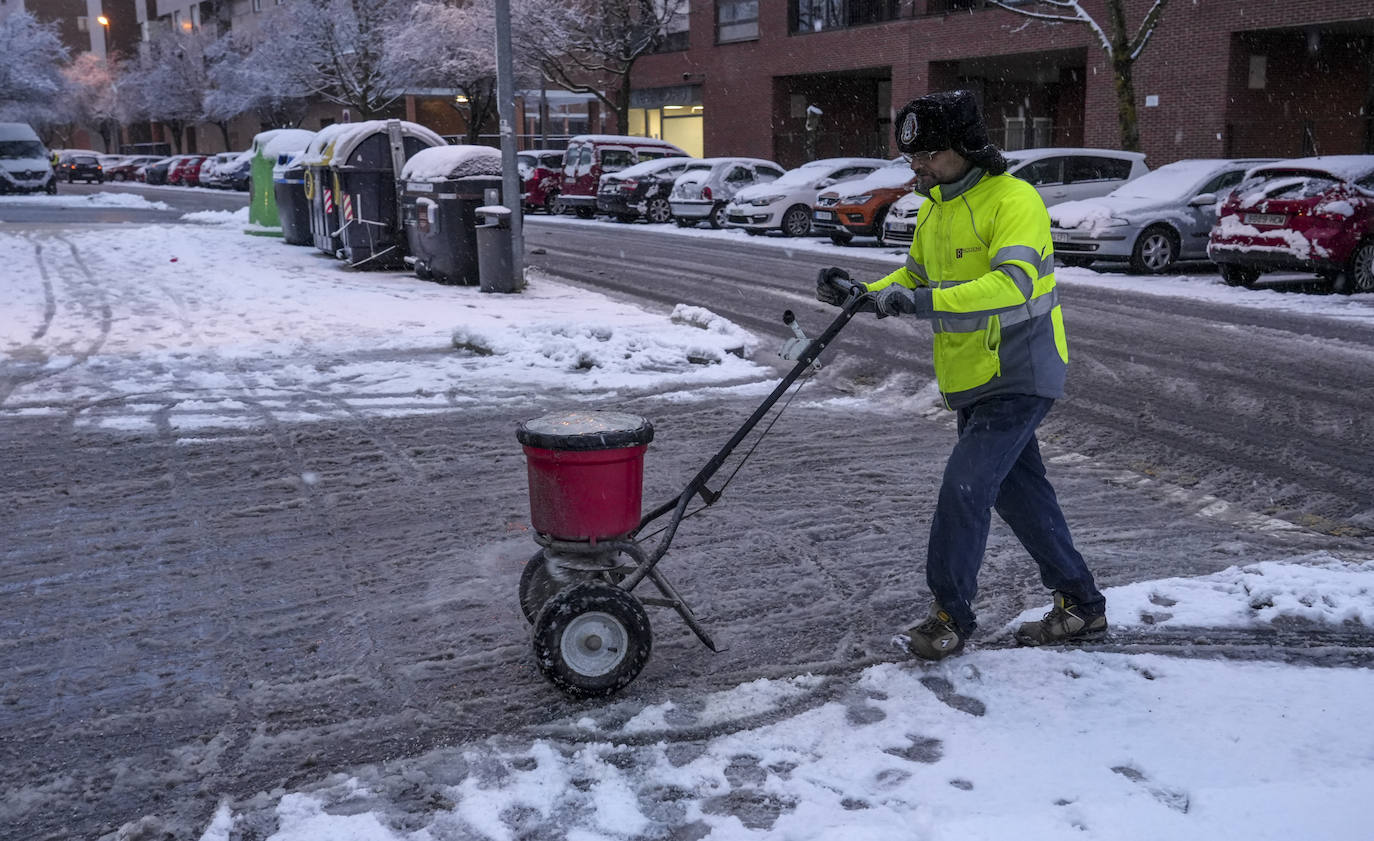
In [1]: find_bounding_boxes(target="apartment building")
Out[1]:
[0,0,141,60]
[630,0,1374,168]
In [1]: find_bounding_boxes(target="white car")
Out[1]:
[1006,147,1149,206]
[724,157,890,237]
[881,147,1151,248]
[669,157,787,228]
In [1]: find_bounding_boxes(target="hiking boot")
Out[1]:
[1015,591,1107,646]
[895,605,966,661]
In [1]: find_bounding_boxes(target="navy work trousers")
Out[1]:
[926,394,1104,634]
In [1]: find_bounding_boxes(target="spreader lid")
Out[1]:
[516,411,654,451]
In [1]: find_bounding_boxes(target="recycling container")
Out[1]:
[398,145,503,285]
[300,124,351,257]
[273,154,312,246]
[516,411,655,542]
[248,128,315,231]
[328,119,446,268]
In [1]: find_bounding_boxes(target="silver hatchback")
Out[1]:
[1049,158,1276,273]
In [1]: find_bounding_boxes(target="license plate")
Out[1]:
[814,210,833,221]
[1051,232,1068,243]
[1244,213,1285,226]
[890,223,912,234]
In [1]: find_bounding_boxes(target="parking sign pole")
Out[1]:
[494,0,523,282]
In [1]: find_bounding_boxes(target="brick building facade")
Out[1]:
[630,0,1374,169]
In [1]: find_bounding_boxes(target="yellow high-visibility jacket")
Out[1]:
[865,167,1068,409]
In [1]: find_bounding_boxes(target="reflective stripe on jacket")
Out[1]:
[865,168,1068,409]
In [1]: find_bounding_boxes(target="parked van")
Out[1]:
[558,135,687,218]
[0,123,56,194]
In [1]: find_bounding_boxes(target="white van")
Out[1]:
[0,123,56,194]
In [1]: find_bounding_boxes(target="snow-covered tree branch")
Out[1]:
[513,0,688,133]
[384,0,500,144]
[987,0,1171,151]
[0,11,71,127]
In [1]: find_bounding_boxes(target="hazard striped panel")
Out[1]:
[341,193,354,222]
[323,187,334,215]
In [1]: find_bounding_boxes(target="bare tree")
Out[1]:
[514,0,688,134]
[385,0,500,144]
[988,0,1170,151]
[62,53,122,152]
[0,11,70,129]
[251,0,407,120]
[205,32,308,144]
[120,30,211,153]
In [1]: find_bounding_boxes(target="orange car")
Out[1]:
[812,159,917,246]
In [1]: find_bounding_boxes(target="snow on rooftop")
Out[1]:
[400,145,503,182]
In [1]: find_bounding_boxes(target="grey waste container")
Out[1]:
[401,174,502,285]
[476,205,518,293]
[273,155,312,246]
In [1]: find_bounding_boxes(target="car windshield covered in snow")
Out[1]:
[1108,159,1243,201]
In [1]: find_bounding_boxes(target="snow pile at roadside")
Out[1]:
[1011,552,1374,631]
[197,556,1374,841]
[180,207,251,224]
[0,191,171,210]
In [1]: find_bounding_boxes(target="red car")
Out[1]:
[518,149,564,213]
[1208,155,1374,294]
[105,155,161,182]
[167,155,208,187]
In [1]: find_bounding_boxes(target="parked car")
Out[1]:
[141,157,176,185]
[558,135,687,218]
[880,190,928,248]
[106,155,160,181]
[813,159,916,245]
[0,122,56,194]
[1207,155,1374,294]
[669,157,787,228]
[1007,147,1149,206]
[724,156,890,237]
[1048,158,1277,272]
[198,152,242,189]
[167,155,208,186]
[63,154,104,183]
[222,154,253,192]
[518,149,565,213]
[597,156,710,223]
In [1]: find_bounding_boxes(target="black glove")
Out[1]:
[816,267,859,306]
[872,284,934,319]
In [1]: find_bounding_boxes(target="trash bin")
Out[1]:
[476,204,519,293]
[299,124,351,258]
[328,119,446,269]
[248,128,315,231]
[398,145,503,285]
[273,152,312,246]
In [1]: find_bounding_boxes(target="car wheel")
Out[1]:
[1130,225,1179,273]
[1333,241,1374,295]
[781,205,811,237]
[544,190,561,214]
[114,173,126,182]
[872,207,891,247]
[829,232,852,246]
[708,202,727,229]
[574,206,594,219]
[1219,264,1260,288]
[675,217,697,228]
[644,197,672,224]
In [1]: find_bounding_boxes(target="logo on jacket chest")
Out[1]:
[954,245,984,260]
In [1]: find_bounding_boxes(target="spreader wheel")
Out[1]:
[532,581,651,698]
[518,549,559,624]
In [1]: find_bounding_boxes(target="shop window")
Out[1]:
[718,0,758,43]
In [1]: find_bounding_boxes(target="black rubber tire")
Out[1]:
[1130,224,1179,274]
[532,581,651,699]
[1332,241,1374,295]
[518,549,561,623]
[675,217,697,228]
[644,197,672,224]
[829,232,852,246]
[781,205,811,237]
[574,206,594,219]
[1219,264,1260,288]
[544,191,561,214]
[708,202,727,230]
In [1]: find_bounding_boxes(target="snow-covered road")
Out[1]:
[1,211,1371,841]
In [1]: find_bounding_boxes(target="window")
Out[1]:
[725,166,753,183]
[600,149,636,171]
[1066,156,1132,183]
[657,0,690,51]
[1016,158,1064,187]
[1003,117,1026,151]
[77,16,89,31]
[635,149,674,161]
[253,0,263,11]
[791,0,899,34]
[1199,170,1246,196]
[717,0,758,43]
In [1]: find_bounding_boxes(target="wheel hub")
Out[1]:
[560,611,627,676]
